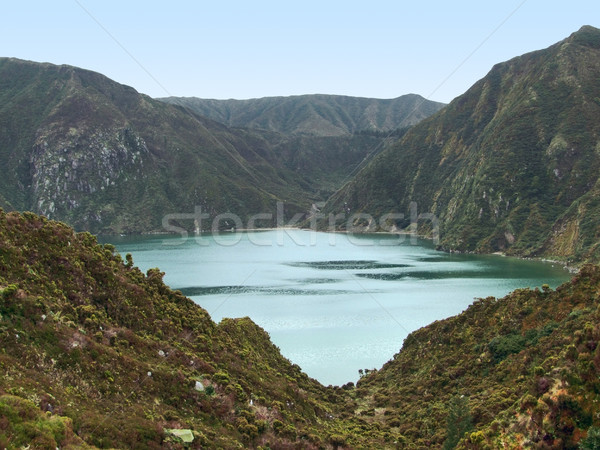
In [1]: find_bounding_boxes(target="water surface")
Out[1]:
[103,230,571,386]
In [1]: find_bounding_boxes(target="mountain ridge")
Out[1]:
[158,93,445,136]
[322,25,600,264]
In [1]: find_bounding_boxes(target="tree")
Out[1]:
[580,426,600,450]
[443,395,473,450]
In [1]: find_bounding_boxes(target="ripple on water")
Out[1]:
[177,285,358,297]
[286,260,411,270]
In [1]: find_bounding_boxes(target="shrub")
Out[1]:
[329,434,347,448]
[488,333,526,361]
[204,385,215,396]
[443,396,473,450]
[212,372,230,385]
[580,426,600,449]
[520,394,538,411]
[272,420,284,432]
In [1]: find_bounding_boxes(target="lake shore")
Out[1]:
[102,225,582,274]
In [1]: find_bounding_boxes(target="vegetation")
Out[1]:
[3,25,600,449]
[0,58,439,235]
[323,25,600,265]
[354,263,600,448]
[0,209,379,448]
[2,207,600,448]
[158,94,445,137]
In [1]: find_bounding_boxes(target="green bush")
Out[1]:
[488,333,526,361]
[212,371,230,385]
[580,426,600,449]
[443,396,473,450]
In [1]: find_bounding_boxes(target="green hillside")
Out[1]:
[159,94,445,137]
[0,58,306,233]
[3,25,600,450]
[357,263,600,448]
[0,58,441,236]
[323,25,600,264]
[2,211,600,448]
[0,209,389,448]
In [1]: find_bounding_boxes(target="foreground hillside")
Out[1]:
[2,210,600,448]
[0,209,392,448]
[324,25,600,264]
[159,94,445,136]
[358,264,600,448]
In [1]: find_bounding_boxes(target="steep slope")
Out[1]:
[0,209,399,448]
[159,94,445,136]
[0,58,428,235]
[356,264,600,449]
[0,58,330,233]
[323,26,600,264]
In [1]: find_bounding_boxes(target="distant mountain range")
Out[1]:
[159,94,445,136]
[0,58,439,233]
[324,25,600,264]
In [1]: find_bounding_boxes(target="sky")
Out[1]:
[1,1,598,103]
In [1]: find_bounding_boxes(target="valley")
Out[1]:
[1,25,600,449]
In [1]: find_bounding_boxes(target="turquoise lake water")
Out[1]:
[103,229,572,386]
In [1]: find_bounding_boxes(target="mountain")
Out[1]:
[322,25,600,264]
[0,58,441,234]
[3,209,600,448]
[158,94,445,136]
[0,57,318,233]
[5,26,600,449]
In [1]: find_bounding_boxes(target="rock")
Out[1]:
[165,429,194,443]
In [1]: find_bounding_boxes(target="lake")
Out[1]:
[102,229,572,386]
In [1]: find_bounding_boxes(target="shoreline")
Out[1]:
[99,226,581,274]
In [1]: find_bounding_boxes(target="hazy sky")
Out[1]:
[2,1,598,103]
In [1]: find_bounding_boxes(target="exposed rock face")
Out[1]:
[31,126,148,225]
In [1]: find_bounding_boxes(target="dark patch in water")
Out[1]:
[178,286,250,296]
[405,270,482,280]
[177,285,355,297]
[356,270,492,281]
[293,278,340,285]
[287,260,411,270]
[355,273,408,281]
[413,255,472,263]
